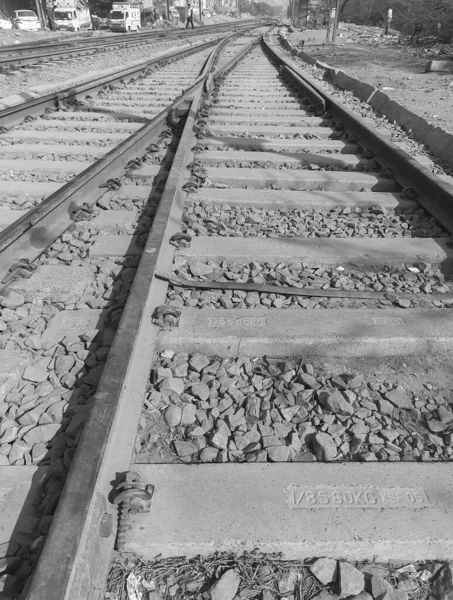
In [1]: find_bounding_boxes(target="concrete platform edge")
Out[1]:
[277,34,453,167]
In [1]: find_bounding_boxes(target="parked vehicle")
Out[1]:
[53,0,92,31]
[0,13,12,29]
[109,3,142,32]
[97,11,110,29]
[12,10,41,31]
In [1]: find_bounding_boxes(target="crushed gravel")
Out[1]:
[106,551,452,600]
[136,352,453,465]
[182,200,448,239]
[0,33,222,101]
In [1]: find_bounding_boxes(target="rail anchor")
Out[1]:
[2,258,37,286]
[153,305,181,328]
[70,203,95,221]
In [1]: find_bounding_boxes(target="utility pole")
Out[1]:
[35,0,46,27]
[325,0,332,42]
[166,0,170,20]
[331,0,341,42]
[291,0,296,26]
[199,0,202,21]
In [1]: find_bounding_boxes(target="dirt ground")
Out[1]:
[288,24,453,137]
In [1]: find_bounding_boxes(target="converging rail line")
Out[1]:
[1,23,453,600]
[0,20,258,70]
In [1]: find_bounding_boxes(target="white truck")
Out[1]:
[109,3,142,32]
[53,0,92,31]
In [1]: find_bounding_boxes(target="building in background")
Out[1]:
[289,0,327,27]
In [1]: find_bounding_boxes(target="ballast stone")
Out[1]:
[10,265,92,303]
[313,432,337,461]
[42,309,105,344]
[310,557,338,585]
[432,562,453,600]
[384,389,413,410]
[339,561,365,598]
[0,351,28,403]
[210,569,240,600]
[319,389,354,415]
[371,576,394,600]
[174,441,197,457]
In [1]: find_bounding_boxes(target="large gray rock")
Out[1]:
[371,576,393,600]
[210,569,240,600]
[23,423,60,445]
[22,365,48,383]
[338,561,365,598]
[164,405,182,427]
[189,353,210,372]
[174,441,197,457]
[159,377,184,395]
[200,447,218,462]
[310,558,338,585]
[210,431,229,450]
[278,570,298,594]
[190,382,210,401]
[267,446,290,462]
[181,403,197,425]
[320,389,354,415]
[298,423,316,444]
[190,261,214,277]
[432,562,453,600]
[384,389,412,410]
[312,432,337,461]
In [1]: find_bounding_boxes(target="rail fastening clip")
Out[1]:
[112,471,154,552]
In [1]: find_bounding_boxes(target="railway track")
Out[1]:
[1,23,453,600]
[0,20,258,70]
[0,27,267,599]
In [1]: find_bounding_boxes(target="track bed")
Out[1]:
[1,26,453,600]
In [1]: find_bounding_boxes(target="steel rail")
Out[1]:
[0,25,261,283]
[0,31,230,130]
[22,32,263,600]
[0,37,227,285]
[0,20,260,69]
[0,19,259,56]
[262,31,453,235]
[0,31,95,54]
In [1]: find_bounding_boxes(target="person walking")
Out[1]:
[185,3,194,29]
[384,6,392,35]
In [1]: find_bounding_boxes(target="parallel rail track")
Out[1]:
[1,24,453,600]
[0,27,266,600]
[0,20,259,69]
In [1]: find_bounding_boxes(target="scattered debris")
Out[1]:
[106,553,451,600]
